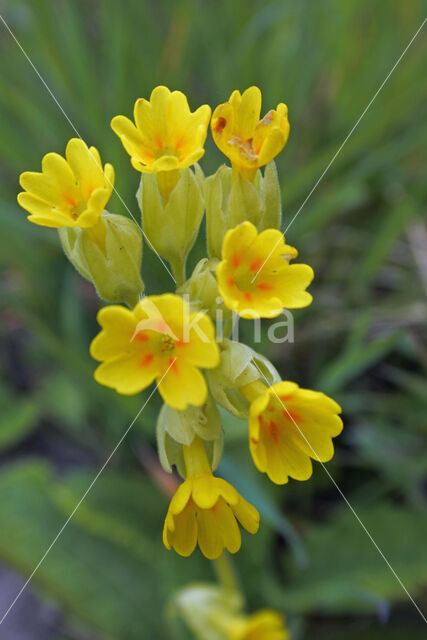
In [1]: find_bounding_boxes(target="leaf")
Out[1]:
[318,331,404,393]
[51,469,165,562]
[0,461,166,638]
[0,388,40,451]
[278,504,427,615]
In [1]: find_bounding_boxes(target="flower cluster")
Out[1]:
[18,86,343,567]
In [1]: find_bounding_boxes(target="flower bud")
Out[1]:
[172,584,243,640]
[208,339,280,418]
[178,257,232,324]
[156,394,223,476]
[137,165,205,284]
[59,211,144,307]
[205,162,281,259]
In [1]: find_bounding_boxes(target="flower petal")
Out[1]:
[94,352,159,395]
[90,305,137,361]
[111,115,145,158]
[157,361,207,410]
[166,502,198,557]
[65,139,107,194]
[182,313,220,368]
[232,86,262,140]
[232,495,260,534]
[169,480,193,515]
[196,508,224,559]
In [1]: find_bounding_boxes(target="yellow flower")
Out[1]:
[217,222,313,319]
[90,294,220,410]
[163,437,259,558]
[211,86,289,180]
[244,380,343,485]
[111,85,211,173]
[17,138,114,229]
[229,610,289,640]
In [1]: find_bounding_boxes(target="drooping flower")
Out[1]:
[18,138,114,229]
[90,294,220,410]
[228,610,289,640]
[163,437,259,558]
[111,85,211,174]
[211,86,289,180]
[217,221,313,318]
[244,380,343,485]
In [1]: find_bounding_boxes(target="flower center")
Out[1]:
[64,194,87,220]
[153,145,180,160]
[228,136,258,162]
[160,335,176,352]
[233,263,263,292]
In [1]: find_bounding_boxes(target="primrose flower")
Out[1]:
[18,138,114,229]
[244,380,343,485]
[229,610,289,640]
[211,86,289,180]
[90,294,220,410]
[163,437,259,559]
[111,85,211,174]
[217,221,313,318]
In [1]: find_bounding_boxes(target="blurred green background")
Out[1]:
[0,0,426,638]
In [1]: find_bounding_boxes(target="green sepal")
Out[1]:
[137,166,204,283]
[205,161,282,259]
[156,395,223,477]
[59,211,144,307]
[208,339,280,418]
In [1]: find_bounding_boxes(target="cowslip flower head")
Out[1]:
[163,437,259,559]
[229,610,289,640]
[18,138,114,229]
[211,86,289,180]
[217,221,313,318]
[90,294,220,410]
[246,381,343,485]
[111,85,211,174]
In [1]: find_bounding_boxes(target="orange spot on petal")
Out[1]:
[244,292,252,302]
[232,253,240,268]
[134,332,149,342]
[168,357,178,372]
[281,409,302,423]
[228,277,235,288]
[141,353,154,366]
[251,437,259,445]
[65,195,77,208]
[257,282,273,291]
[250,257,263,272]
[268,419,279,443]
[214,117,227,134]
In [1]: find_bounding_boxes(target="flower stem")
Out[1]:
[182,437,212,477]
[170,258,186,288]
[213,552,241,598]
